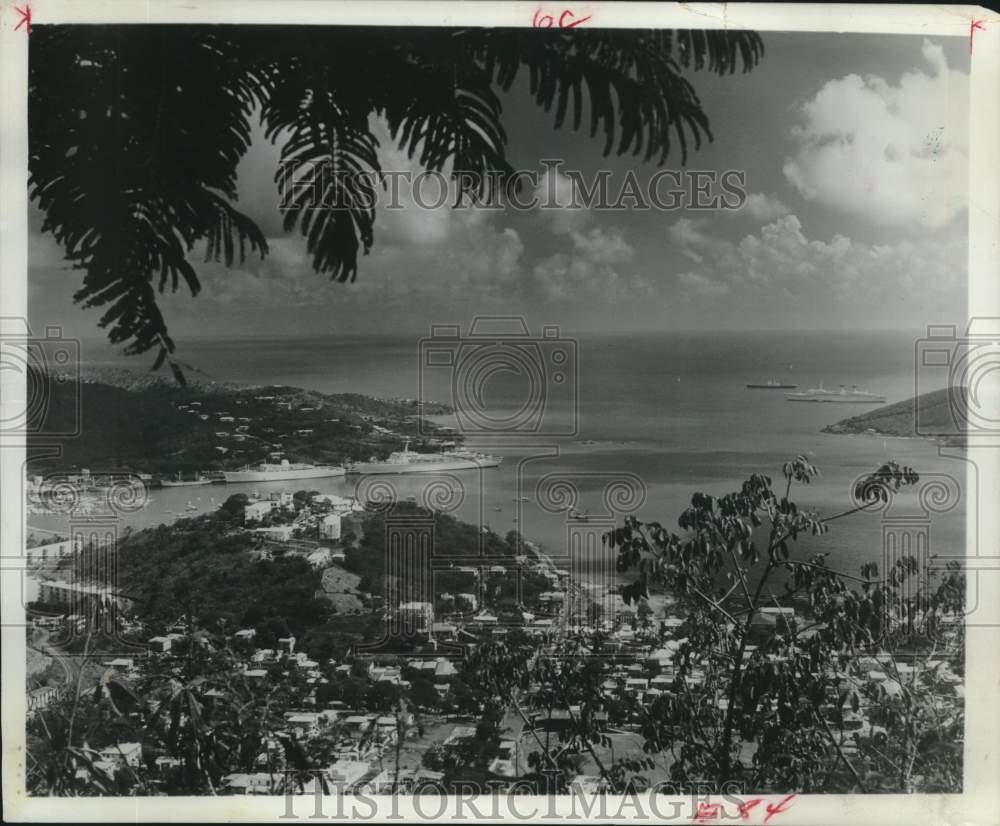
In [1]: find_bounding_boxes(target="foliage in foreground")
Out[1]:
[27,458,964,795]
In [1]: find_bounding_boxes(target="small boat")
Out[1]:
[569,509,590,522]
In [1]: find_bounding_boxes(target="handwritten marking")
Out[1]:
[693,802,723,824]
[970,19,985,53]
[532,7,592,28]
[14,4,31,33]
[690,796,796,825]
[763,794,796,824]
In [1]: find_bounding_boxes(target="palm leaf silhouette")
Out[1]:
[30,25,763,374]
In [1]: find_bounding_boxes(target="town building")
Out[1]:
[244,500,276,523]
[320,513,342,541]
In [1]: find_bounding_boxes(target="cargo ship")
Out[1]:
[223,459,346,483]
[347,440,502,475]
[786,384,886,404]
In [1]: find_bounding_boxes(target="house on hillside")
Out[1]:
[98,742,142,770]
[244,500,276,523]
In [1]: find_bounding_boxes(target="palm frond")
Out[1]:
[262,57,381,282]
[30,25,765,371]
[30,27,267,358]
[466,28,763,164]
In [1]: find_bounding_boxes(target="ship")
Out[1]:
[156,473,213,488]
[223,459,347,483]
[346,440,502,475]
[786,384,886,404]
[747,379,798,389]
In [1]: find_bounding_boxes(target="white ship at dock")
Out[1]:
[347,440,502,475]
[223,459,346,483]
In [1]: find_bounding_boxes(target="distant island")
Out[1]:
[28,367,457,475]
[822,388,965,445]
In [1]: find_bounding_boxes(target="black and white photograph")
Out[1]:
[2,2,998,823]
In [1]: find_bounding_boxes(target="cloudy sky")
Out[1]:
[29,31,970,344]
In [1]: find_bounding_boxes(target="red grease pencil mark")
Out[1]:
[737,799,762,820]
[532,7,592,28]
[688,795,796,825]
[970,19,985,53]
[692,802,723,823]
[763,794,796,824]
[559,9,591,28]
[14,4,31,33]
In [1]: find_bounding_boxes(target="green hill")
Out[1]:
[26,369,455,475]
[822,388,966,444]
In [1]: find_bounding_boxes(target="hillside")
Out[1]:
[27,368,456,475]
[822,388,966,445]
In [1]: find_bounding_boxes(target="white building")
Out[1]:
[244,500,276,523]
[455,593,478,612]
[320,513,342,541]
[398,601,433,629]
[253,525,294,542]
[312,494,361,515]
[98,742,142,769]
[25,538,80,565]
[307,548,332,568]
[147,635,172,653]
[328,759,369,789]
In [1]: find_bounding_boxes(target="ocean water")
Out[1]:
[29,330,967,592]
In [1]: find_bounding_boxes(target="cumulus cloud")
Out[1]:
[740,193,791,223]
[535,167,591,235]
[569,227,634,265]
[678,271,730,297]
[783,39,968,229]
[531,225,635,302]
[668,213,966,316]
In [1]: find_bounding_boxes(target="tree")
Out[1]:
[462,458,965,794]
[409,676,441,711]
[219,493,249,520]
[29,26,763,376]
